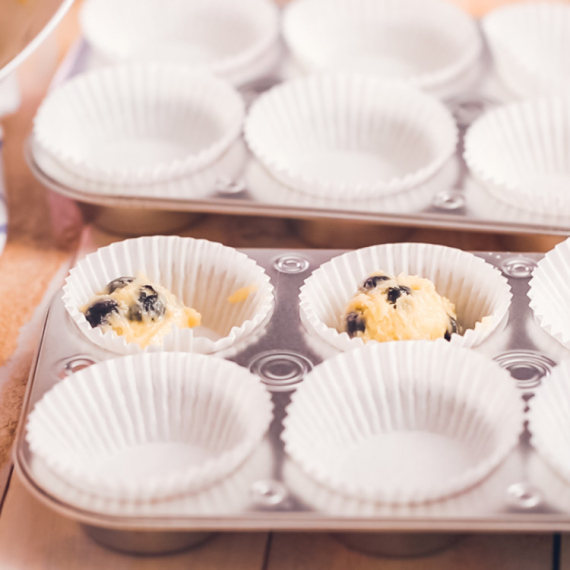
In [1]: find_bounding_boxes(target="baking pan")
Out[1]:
[25,39,570,237]
[13,247,570,557]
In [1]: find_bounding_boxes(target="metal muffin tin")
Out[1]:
[25,39,570,237]
[13,247,570,556]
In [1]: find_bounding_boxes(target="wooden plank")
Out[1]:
[267,532,553,570]
[0,475,268,570]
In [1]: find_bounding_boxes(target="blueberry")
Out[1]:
[84,299,119,328]
[105,277,135,294]
[361,275,390,290]
[346,311,366,338]
[127,285,166,322]
[444,317,458,341]
[386,286,412,305]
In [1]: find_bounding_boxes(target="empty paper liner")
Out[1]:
[465,97,570,216]
[282,0,482,91]
[528,236,570,350]
[245,74,458,199]
[529,356,570,486]
[282,341,524,504]
[25,352,273,500]
[80,0,280,85]
[33,63,244,185]
[62,235,274,355]
[483,1,570,98]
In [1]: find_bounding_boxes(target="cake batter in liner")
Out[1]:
[299,242,512,352]
[63,235,274,355]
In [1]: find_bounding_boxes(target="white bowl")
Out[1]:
[283,341,524,504]
[245,75,458,199]
[80,0,280,84]
[34,63,245,185]
[283,0,482,91]
[26,352,273,500]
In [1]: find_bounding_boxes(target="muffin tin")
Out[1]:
[25,35,570,237]
[13,246,570,556]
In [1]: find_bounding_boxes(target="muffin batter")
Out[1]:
[343,272,458,342]
[82,276,201,348]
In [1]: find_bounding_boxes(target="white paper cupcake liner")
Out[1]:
[464,97,570,216]
[529,356,570,486]
[80,0,279,84]
[299,242,512,352]
[282,341,524,504]
[63,236,274,355]
[245,75,458,199]
[28,439,274,517]
[245,157,456,216]
[32,137,247,201]
[284,447,521,516]
[483,2,570,98]
[282,0,482,91]
[26,352,273,501]
[33,63,245,185]
[528,237,570,350]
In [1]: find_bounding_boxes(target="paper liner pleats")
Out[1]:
[26,352,273,501]
[282,341,524,504]
[63,236,274,354]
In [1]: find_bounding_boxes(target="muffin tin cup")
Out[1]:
[464,97,570,216]
[62,235,274,355]
[529,356,570,485]
[25,352,273,501]
[282,341,524,504]
[244,74,458,200]
[483,1,570,98]
[528,237,570,350]
[79,0,280,84]
[282,0,482,92]
[299,242,512,352]
[33,63,245,185]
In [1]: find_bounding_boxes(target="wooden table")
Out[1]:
[0,1,567,567]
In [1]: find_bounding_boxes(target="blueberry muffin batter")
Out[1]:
[343,272,458,342]
[82,276,201,348]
